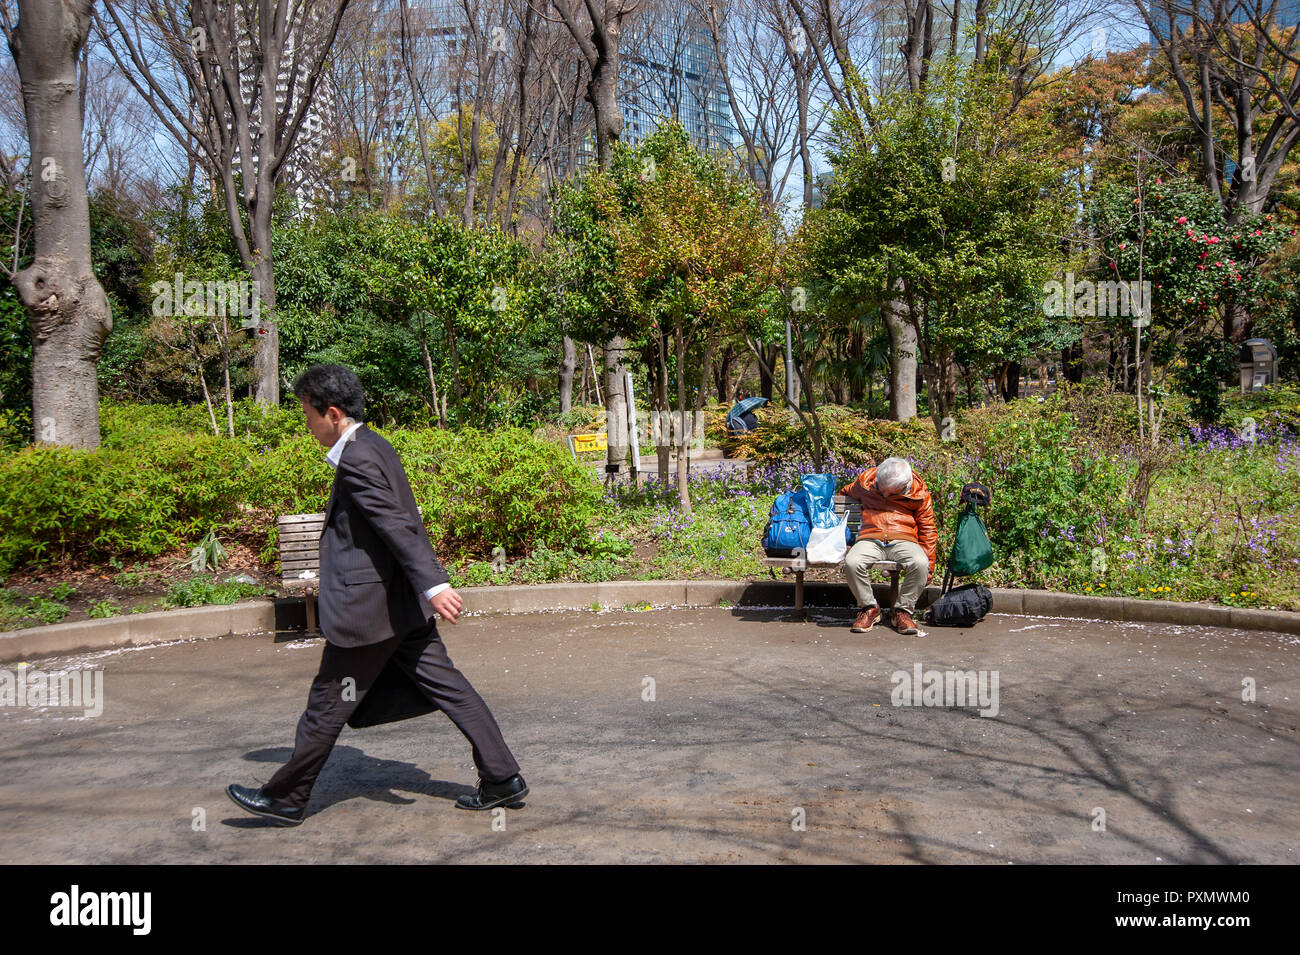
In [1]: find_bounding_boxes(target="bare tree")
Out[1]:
[548,0,642,479]
[95,0,352,407]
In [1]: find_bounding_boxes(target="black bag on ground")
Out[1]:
[926,582,993,627]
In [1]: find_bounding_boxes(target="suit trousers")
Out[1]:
[262,621,521,809]
[844,539,929,613]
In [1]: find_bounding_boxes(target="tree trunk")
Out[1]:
[997,360,1021,402]
[714,344,734,402]
[694,336,714,447]
[604,337,628,478]
[199,366,218,436]
[10,0,111,448]
[676,325,691,514]
[418,314,443,427]
[883,287,917,421]
[223,342,234,437]
[1060,341,1084,384]
[758,344,778,399]
[656,330,671,486]
[559,335,576,413]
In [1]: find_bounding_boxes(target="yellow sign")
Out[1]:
[569,433,607,455]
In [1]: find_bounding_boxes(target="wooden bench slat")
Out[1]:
[280,540,324,553]
[279,513,327,525]
[280,562,321,574]
[274,535,322,548]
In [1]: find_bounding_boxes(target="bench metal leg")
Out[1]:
[795,572,804,612]
[887,571,899,610]
[305,589,318,633]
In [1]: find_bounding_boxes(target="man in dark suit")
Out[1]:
[227,364,526,826]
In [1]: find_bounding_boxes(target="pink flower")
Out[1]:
[1186,229,1194,237]
[1177,216,1187,224]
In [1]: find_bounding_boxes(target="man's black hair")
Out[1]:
[292,364,365,421]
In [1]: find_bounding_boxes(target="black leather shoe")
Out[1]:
[226,783,305,826]
[455,773,528,810]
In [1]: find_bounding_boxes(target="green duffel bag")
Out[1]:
[947,503,994,577]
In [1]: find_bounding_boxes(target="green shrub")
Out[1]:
[0,434,253,571]
[1221,381,1300,436]
[88,599,122,618]
[450,560,510,588]
[100,398,306,450]
[388,426,603,560]
[164,575,268,607]
[28,596,69,625]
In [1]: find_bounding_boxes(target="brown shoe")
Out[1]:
[892,608,919,635]
[850,606,882,633]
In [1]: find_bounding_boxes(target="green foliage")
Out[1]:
[88,600,123,619]
[275,209,555,428]
[1220,380,1300,435]
[811,59,1078,409]
[164,575,269,608]
[27,596,69,625]
[1093,175,1289,333]
[0,426,253,572]
[182,527,226,572]
[1174,334,1239,423]
[387,426,602,560]
[716,402,938,466]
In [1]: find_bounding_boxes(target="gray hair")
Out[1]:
[875,457,913,494]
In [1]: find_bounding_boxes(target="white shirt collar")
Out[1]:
[325,420,364,469]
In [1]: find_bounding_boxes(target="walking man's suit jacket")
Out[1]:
[318,423,449,648]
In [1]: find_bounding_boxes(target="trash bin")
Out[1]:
[1239,338,1279,394]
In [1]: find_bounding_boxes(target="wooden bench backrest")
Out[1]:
[278,512,325,582]
[833,494,861,534]
[277,506,426,583]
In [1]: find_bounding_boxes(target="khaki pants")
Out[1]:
[844,539,929,613]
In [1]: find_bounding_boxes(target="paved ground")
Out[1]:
[2,607,1296,863]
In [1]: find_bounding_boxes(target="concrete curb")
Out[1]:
[0,601,275,663]
[2,580,1297,663]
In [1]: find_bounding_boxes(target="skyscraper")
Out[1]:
[620,6,736,154]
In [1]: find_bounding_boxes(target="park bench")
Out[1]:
[277,506,423,633]
[278,512,327,632]
[761,494,900,612]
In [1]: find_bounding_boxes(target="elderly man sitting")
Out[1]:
[840,457,937,635]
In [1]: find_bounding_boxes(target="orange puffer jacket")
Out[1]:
[839,466,938,570]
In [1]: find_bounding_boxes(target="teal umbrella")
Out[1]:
[727,396,767,422]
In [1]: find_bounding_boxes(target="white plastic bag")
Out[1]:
[806,513,848,564]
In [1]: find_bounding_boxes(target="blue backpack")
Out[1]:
[762,490,812,556]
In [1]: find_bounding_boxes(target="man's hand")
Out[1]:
[430,587,464,624]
